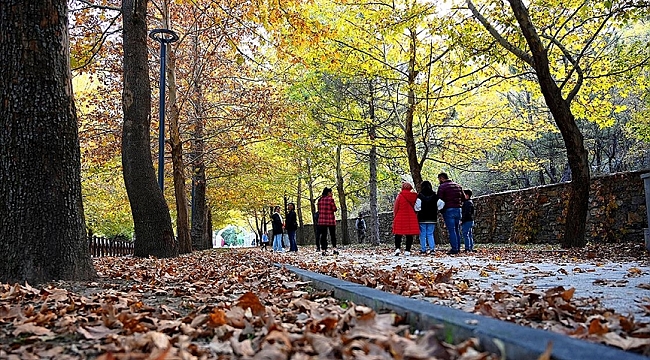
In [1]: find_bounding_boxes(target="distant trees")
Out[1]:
[0,0,96,283]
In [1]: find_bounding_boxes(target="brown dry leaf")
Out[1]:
[190,313,209,328]
[236,291,265,316]
[601,332,650,350]
[208,308,228,327]
[12,323,54,336]
[77,325,119,340]
[588,319,609,335]
[434,269,453,283]
[561,287,575,301]
[146,331,170,349]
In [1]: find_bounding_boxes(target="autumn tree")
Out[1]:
[0,0,96,283]
[122,0,177,257]
[465,0,650,247]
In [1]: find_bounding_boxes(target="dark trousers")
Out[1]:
[395,235,413,252]
[319,225,336,251]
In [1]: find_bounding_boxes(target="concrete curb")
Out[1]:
[281,264,647,360]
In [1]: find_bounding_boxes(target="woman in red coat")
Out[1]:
[392,182,420,256]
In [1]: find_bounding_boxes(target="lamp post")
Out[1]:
[149,28,179,191]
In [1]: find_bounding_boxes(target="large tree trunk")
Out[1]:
[405,28,423,187]
[335,144,349,245]
[0,0,96,284]
[122,0,177,258]
[368,81,381,245]
[190,24,208,251]
[509,0,589,248]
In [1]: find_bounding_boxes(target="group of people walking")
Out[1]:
[392,173,474,256]
[263,173,474,256]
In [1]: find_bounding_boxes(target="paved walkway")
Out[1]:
[299,248,650,317]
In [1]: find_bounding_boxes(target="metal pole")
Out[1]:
[149,29,179,192]
[158,43,167,191]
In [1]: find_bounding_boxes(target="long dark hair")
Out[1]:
[321,187,332,197]
[419,181,434,196]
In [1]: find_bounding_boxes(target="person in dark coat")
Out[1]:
[461,189,475,252]
[286,202,299,252]
[437,172,464,254]
[415,180,439,254]
[271,206,284,252]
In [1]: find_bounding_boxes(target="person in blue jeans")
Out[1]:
[437,173,464,255]
[270,205,285,252]
[461,189,475,252]
[285,203,299,252]
[415,181,439,254]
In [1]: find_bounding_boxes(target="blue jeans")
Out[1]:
[288,230,298,252]
[462,221,474,251]
[442,208,461,251]
[419,223,435,252]
[272,233,284,252]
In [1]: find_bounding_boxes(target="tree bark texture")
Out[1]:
[405,28,423,187]
[167,50,192,254]
[190,94,207,250]
[296,171,305,245]
[190,26,209,251]
[335,145,349,245]
[368,81,381,245]
[121,0,177,258]
[509,0,589,247]
[0,0,96,283]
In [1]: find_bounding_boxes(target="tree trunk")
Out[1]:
[405,28,423,186]
[166,48,191,254]
[190,25,208,251]
[121,0,177,258]
[296,170,305,245]
[509,0,589,247]
[306,159,319,242]
[368,81,381,245]
[0,0,97,284]
[203,206,213,249]
[335,145,349,245]
[161,0,191,254]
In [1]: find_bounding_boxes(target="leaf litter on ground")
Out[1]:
[275,243,650,355]
[1,249,514,359]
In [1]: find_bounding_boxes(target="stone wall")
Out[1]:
[298,170,649,246]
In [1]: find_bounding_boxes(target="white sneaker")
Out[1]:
[393,249,401,256]
[405,251,411,256]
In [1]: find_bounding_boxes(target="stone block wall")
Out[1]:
[298,170,649,246]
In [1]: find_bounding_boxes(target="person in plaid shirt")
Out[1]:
[317,187,339,256]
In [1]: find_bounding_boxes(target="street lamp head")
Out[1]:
[149,28,179,44]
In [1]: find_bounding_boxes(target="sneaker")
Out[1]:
[404,251,411,256]
[333,249,339,255]
[322,251,329,256]
[394,249,401,256]
[447,249,459,255]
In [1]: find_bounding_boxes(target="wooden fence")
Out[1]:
[89,235,134,257]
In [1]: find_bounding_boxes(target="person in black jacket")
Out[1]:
[286,203,299,252]
[461,189,475,252]
[415,181,439,254]
[271,206,284,252]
